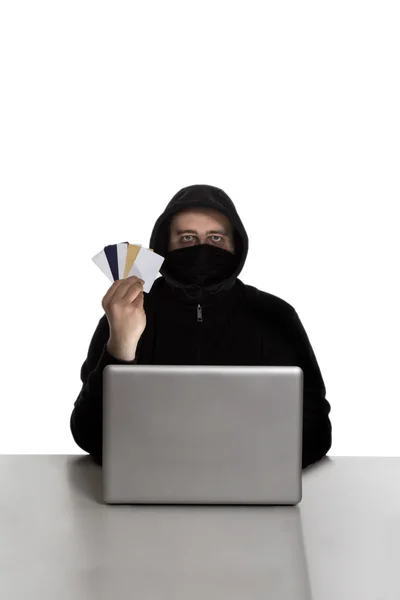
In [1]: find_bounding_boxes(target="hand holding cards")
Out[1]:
[101,275,147,362]
[92,242,164,361]
[91,243,164,293]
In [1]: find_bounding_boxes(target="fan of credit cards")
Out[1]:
[92,243,165,293]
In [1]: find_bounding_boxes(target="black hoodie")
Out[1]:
[70,184,332,469]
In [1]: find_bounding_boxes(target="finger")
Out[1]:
[111,277,144,303]
[126,275,145,285]
[102,276,144,307]
[122,282,143,304]
[102,279,122,306]
[123,275,145,290]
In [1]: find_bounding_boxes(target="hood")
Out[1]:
[149,184,249,294]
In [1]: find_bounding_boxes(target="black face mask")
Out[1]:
[162,244,236,287]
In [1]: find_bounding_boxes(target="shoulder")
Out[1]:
[236,279,296,319]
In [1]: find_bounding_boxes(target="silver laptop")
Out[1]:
[102,365,303,505]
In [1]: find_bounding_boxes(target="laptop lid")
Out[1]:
[103,365,303,505]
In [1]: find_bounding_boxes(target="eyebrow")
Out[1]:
[176,228,229,236]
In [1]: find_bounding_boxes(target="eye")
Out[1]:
[180,235,224,243]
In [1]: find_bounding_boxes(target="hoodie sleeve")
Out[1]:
[70,314,137,464]
[285,309,332,469]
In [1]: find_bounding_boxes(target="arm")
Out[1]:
[70,314,137,464]
[285,309,332,469]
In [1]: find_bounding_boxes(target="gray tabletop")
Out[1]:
[1,455,399,599]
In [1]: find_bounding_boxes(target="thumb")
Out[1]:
[135,290,144,306]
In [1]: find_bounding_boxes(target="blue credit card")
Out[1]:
[104,242,129,280]
[104,244,120,281]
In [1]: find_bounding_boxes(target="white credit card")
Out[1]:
[116,242,128,281]
[91,249,114,282]
[127,246,165,293]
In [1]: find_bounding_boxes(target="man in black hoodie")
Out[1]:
[70,184,332,469]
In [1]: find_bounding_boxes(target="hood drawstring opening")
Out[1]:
[182,282,225,300]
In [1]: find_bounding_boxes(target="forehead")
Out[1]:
[170,207,231,229]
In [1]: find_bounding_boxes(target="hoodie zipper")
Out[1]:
[197,303,203,363]
[197,304,203,323]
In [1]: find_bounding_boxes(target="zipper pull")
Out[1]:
[197,304,203,322]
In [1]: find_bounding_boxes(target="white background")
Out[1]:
[0,1,399,456]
